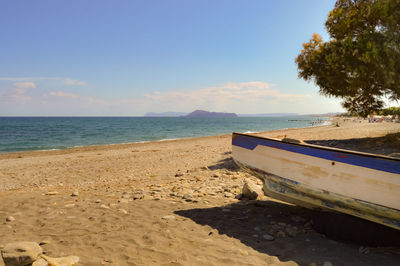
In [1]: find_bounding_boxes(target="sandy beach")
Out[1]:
[1,118,400,265]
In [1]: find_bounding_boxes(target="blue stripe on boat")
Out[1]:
[232,134,400,175]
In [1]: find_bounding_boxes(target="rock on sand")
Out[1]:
[39,255,80,266]
[1,242,42,266]
[242,179,263,200]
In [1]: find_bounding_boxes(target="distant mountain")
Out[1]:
[238,113,298,117]
[186,110,238,118]
[145,112,188,117]
[145,111,299,118]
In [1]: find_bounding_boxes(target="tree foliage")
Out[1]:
[379,106,400,117]
[295,0,400,117]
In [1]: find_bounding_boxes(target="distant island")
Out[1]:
[144,111,302,117]
[186,110,238,118]
[145,112,188,117]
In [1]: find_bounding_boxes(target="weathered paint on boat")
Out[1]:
[232,132,400,230]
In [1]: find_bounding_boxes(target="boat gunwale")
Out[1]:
[232,132,400,162]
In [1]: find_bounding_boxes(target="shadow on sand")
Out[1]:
[305,132,400,156]
[207,156,239,171]
[175,200,400,265]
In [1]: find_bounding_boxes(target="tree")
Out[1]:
[295,0,400,117]
[380,106,400,117]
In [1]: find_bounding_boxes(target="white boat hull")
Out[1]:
[232,133,400,230]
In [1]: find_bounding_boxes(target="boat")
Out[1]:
[232,132,400,230]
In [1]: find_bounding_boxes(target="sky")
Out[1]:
[0,0,343,116]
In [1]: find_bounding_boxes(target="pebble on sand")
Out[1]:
[38,254,80,266]
[32,257,48,266]
[71,191,79,197]
[276,231,286,237]
[118,208,128,214]
[235,193,243,200]
[238,249,249,256]
[39,240,51,246]
[182,194,193,202]
[263,234,275,241]
[162,215,176,221]
[118,198,129,203]
[5,216,15,222]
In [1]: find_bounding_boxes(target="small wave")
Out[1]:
[243,131,260,134]
[320,120,333,126]
[309,118,333,127]
[32,148,61,152]
[157,138,177,142]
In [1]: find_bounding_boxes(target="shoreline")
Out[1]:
[0,117,333,158]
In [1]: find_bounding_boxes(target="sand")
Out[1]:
[0,118,399,265]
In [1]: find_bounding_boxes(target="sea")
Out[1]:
[0,116,330,153]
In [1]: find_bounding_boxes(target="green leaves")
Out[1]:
[296,0,400,117]
[380,106,400,117]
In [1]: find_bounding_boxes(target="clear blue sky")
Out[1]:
[0,0,341,116]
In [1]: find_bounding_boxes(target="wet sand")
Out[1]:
[0,118,399,265]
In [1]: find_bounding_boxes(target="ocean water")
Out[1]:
[0,116,329,153]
